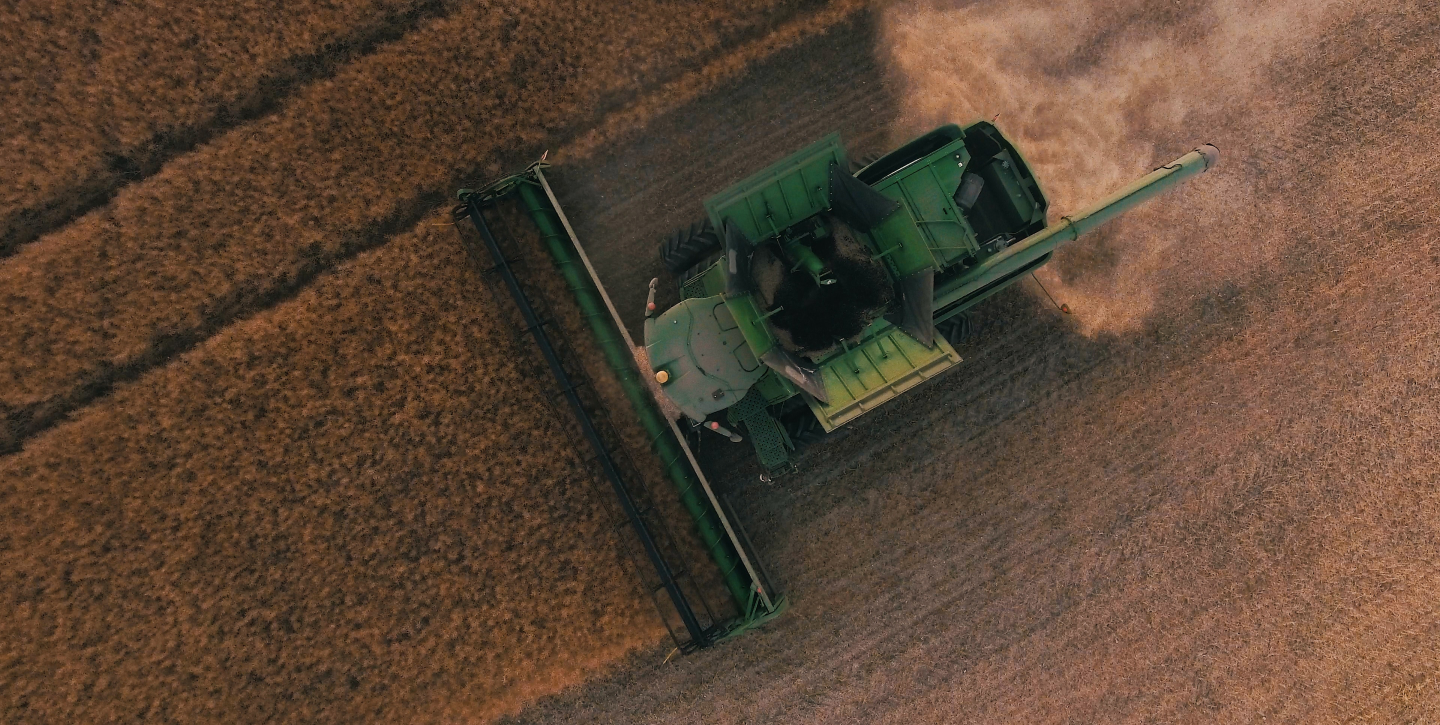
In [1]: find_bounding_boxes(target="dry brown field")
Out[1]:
[1,0,440,255]
[4,0,1439,723]
[0,0,821,453]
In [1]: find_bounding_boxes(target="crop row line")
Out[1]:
[0,1,875,457]
[0,0,461,259]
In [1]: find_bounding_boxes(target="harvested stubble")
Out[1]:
[0,0,818,454]
[0,218,667,724]
[0,0,439,255]
[498,0,1440,721]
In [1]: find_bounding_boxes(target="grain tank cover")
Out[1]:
[705,134,843,241]
[703,133,901,243]
[645,295,766,422]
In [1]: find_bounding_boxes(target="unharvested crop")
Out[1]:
[0,0,820,454]
[0,219,666,723]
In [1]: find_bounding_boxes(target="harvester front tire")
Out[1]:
[659,219,721,277]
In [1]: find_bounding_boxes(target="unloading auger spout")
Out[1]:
[936,144,1220,306]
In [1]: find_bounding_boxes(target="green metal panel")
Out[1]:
[723,292,778,359]
[868,210,940,275]
[807,321,962,432]
[704,134,845,241]
[726,389,793,474]
[753,368,798,405]
[934,144,1220,313]
[868,138,976,276]
[884,139,976,266]
[646,296,765,422]
[681,258,727,300]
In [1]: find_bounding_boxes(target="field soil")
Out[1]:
[519,0,1440,721]
[3,0,1439,723]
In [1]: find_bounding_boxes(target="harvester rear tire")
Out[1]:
[780,404,827,450]
[849,152,881,174]
[937,314,975,346]
[659,219,721,277]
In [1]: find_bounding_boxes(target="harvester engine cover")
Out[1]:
[645,297,766,422]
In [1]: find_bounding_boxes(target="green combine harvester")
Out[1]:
[453,121,1216,651]
[647,122,1217,477]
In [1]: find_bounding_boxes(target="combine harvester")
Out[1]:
[452,121,1216,650]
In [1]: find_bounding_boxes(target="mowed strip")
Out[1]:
[0,0,442,255]
[0,220,665,724]
[0,0,830,453]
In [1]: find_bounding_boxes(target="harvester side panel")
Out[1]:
[871,137,977,272]
[806,321,962,432]
[704,133,846,241]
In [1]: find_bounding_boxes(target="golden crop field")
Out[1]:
[1,0,436,254]
[2,221,667,721]
[4,0,1438,722]
[0,0,818,453]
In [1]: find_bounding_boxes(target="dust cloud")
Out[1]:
[881,0,1342,334]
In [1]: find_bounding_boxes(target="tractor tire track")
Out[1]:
[0,0,457,259]
[0,1,872,456]
[0,0,451,259]
[0,187,447,455]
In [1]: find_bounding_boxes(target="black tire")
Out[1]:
[937,313,975,346]
[848,152,881,175]
[679,249,725,288]
[659,219,721,276]
[779,403,827,450]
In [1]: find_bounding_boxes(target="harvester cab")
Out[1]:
[647,122,1218,477]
